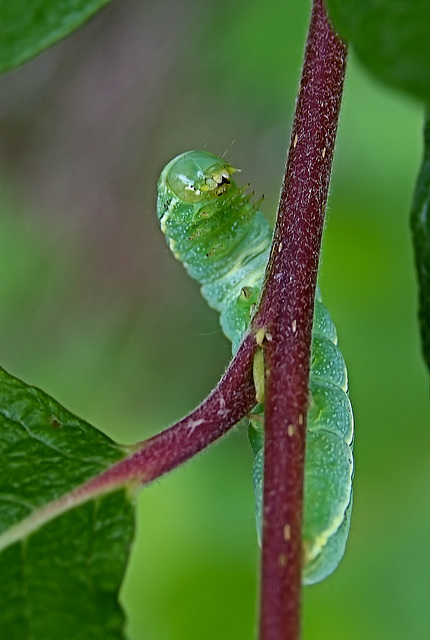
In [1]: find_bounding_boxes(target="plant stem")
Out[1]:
[74,333,257,495]
[253,1,347,638]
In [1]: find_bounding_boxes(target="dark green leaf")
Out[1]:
[410,114,430,375]
[0,0,112,73]
[327,0,430,104]
[0,366,135,639]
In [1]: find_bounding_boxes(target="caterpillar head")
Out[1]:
[161,150,237,205]
[157,149,263,277]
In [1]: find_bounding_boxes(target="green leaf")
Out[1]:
[410,113,430,375]
[0,366,135,639]
[327,0,430,105]
[0,0,112,73]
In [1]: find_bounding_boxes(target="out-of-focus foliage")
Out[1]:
[410,114,430,373]
[0,0,112,73]
[327,0,430,105]
[0,0,428,639]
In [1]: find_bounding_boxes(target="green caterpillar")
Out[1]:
[157,150,354,584]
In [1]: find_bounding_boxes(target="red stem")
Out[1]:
[254,2,347,638]
[77,334,257,494]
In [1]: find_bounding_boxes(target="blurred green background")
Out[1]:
[0,0,428,638]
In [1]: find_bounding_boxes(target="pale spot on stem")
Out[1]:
[278,553,288,567]
[287,424,296,437]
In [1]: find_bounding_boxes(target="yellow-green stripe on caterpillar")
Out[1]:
[157,150,354,584]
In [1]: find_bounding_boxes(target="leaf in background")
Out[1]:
[0,0,112,73]
[410,114,430,375]
[0,366,135,640]
[327,0,430,105]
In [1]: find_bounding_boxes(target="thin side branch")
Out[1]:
[74,333,257,495]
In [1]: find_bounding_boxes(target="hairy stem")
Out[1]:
[253,1,347,638]
[75,333,257,494]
